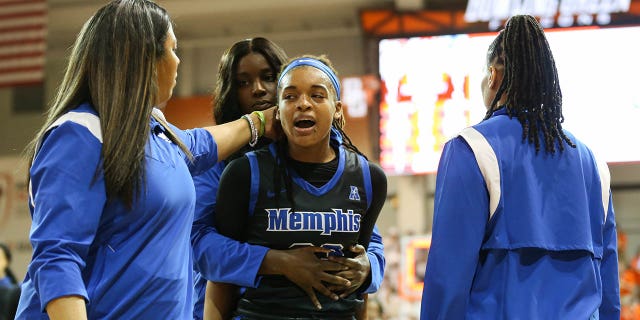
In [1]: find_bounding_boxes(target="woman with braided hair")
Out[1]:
[420,15,619,319]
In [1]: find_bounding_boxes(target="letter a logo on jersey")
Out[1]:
[349,186,360,201]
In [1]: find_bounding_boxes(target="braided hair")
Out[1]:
[485,15,575,154]
[273,55,366,211]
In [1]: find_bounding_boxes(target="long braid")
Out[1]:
[486,15,575,154]
[334,126,368,160]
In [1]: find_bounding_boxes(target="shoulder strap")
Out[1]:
[246,151,260,216]
[458,127,501,220]
[357,154,373,210]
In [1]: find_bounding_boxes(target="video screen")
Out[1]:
[379,26,640,175]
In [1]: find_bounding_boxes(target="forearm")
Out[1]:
[193,227,269,287]
[362,250,383,293]
[258,249,287,275]
[203,281,238,320]
[203,113,259,162]
[46,295,87,320]
[363,227,385,293]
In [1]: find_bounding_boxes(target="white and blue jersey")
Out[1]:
[16,103,218,319]
[421,107,620,319]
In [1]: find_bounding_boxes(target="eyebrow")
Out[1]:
[282,84,329,92]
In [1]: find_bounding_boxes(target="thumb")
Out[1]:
[349,244,365,254]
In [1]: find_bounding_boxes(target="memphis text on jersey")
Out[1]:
[265,208,361,235]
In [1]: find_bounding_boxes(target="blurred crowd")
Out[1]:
[619,230,640,320]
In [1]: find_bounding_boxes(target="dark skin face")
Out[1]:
[236,52,278,115]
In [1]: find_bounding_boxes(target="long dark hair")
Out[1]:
[0,243,17,285]
[213,37,288,125]
[273,55,366,211]
[25,0,190,208]
[485,15,575,154]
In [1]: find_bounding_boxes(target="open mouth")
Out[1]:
[294,119,316,128]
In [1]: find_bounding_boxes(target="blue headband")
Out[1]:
[277,57,341,99]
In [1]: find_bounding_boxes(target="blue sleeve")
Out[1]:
[599,193,621,318]
[170,124,218,176]
[28,123,107,310]
[362,225,385,294]
[420,137,488,320]
[191,161,269,288]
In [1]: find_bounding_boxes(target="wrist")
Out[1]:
[241,114,259,147]
[259,249,287,275]
[251,110,265,137]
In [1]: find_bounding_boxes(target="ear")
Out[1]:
[488,65,501,89]
[333,101,343,121]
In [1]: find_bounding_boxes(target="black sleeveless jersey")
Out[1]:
[236,143,374,319]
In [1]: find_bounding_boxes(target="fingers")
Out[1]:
[263,106,282,140]
[331,269,356,280]
[306,246,333,254]
[303,277,347,310]
[303,287,323,311]
[339,286,359,299]
[327,245,366,265]
[350,244,366,255]
[304,287,322,310]
[319,271,351,287]
[318,259,349,273]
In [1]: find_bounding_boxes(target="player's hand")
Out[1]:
[267,247,351,310]
[263,106,283,141]
[326,245,370,298]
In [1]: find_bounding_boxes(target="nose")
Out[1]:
[297,94,312,110]
[252,80,266,97]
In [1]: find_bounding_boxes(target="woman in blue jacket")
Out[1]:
[16,1,274,318]
[421,15,620,319]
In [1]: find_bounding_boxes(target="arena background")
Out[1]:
[2,0,640,318]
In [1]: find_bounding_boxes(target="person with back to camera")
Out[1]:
[202,55,388,320]
[420,15,620,319]
[14,0,277,319]
[191,38,386,320]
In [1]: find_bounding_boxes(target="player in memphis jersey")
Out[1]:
[191,38,386,320]
[421,15,620,319]
[203,55,387,320]
[15,1,277,319]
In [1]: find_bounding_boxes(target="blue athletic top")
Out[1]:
[421,107,620,320]
[16,103,218,319]
[191,138,386,320]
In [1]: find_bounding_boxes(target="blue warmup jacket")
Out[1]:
[16,104,218,319]
[190,131,386,320]
[421,107,620,320]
